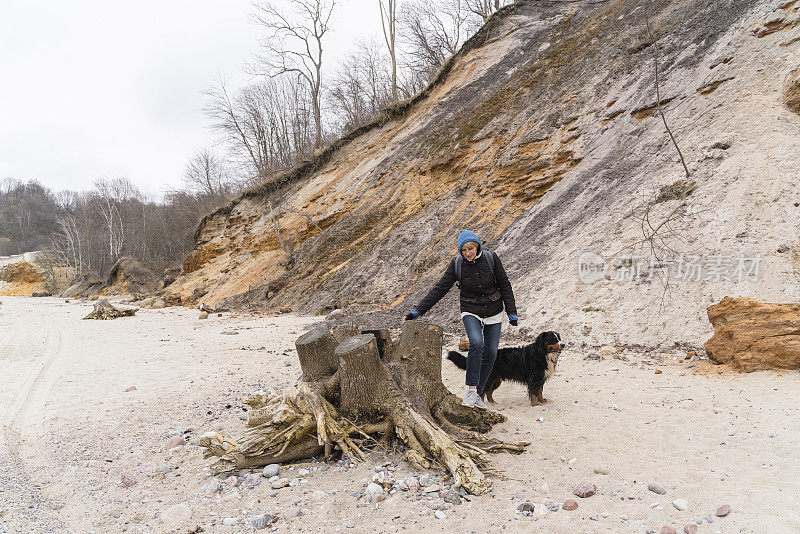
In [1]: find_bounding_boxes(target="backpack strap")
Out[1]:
[455,251,494,284]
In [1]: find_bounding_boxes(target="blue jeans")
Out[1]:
[462,315,501,396]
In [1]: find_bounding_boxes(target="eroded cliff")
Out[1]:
[169,0,800,348]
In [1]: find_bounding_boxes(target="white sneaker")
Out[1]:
[461,389,478,407]
[474,396,488,410]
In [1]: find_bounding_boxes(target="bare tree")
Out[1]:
[465,0,510,22]
[251,0,336,148]
[183,149,233,199]
[329,38,393,131]
[379,0,398,101]
[399,0,473,81]
[205,76,315,184]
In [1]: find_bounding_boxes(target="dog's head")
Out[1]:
[534,331,564,356]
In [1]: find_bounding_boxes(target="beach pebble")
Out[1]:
[405,477,420,492]
[199,311,208,319]
[541,483,549,493]
[547,503,561,512]
[166,436,185,448]
[224,475,238,487]
[434,511,446,520]
[443,489,461,505]
[715,504,731,517]
[246,514,273,530]
[222,517,238,526]
[660,527,677,534]
[161,503,192,529]
[573,481,597,498]
[242,473,261,489]
[202,479,222,494]
[562,499,578,511]
[648,484,667,495]
[683,524,697,534]
[705,516,714,523]
[271,478,289,489]
[298,468,310,477]
[423,484,440,493]
[673,498,688,511]
[365,483,384,496]
[517,502,534,513]
[284,508,303,520]
[120,473,137,488]
[594,467,610,475]
[589,514,599,521]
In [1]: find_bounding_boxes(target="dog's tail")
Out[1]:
[446,351,468,369]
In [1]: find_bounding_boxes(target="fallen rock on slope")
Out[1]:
[705,296,800,371]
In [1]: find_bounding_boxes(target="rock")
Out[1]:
[405,476,420,492]
[655,369,663,374]
[419,475,432,486]
[284,507,303,520]
[326,309,344,320]
[124,386,137,392]
[224,475,238,487]
[271,478,289,489]
[365,482,384,496]
[211,423,224,432]
[242,473,261,489]
[683,525,697,534]
[648,483,667,495]
[594,467,610,475]
[562,499,578,511]
[660,527,677,534]
[517,501,534,513]
[589,514,599,521]
[262,464,280,478]
[246,513,273,530]
[673,498,688,511]
[297,468,310,476]
[202,479,222,494]
[785,66,800,114]
[705,297,800,371]
[442,489,461,505]
[120,473,137,488]
[598,345,616,357]
[434,511,446,519]
[422,484,440,493]
[161,503,192,529]
[141,297,155,308]
[573,481,597,498]
[546,503,560,512]
[715,504,731,517]
[199,311,209,319]
[426,499,446,511]
[152,299,166,309]
[166,436,186,448]
[222,517,238,526]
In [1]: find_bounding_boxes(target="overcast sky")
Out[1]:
[0,0,382,196]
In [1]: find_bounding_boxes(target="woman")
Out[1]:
[403,229,518,409]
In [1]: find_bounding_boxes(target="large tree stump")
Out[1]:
[199,321,528,494]
[83,298,136,320]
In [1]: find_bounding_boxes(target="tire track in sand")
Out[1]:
[1,304,70,533]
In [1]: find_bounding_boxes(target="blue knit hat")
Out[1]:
[457,229,482,257]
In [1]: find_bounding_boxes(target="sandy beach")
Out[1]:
[1,296,798,533]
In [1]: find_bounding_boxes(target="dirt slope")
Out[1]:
[169,0,800,349]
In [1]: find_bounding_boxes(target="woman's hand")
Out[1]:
[508,314,519,326]
[403,310,420,324]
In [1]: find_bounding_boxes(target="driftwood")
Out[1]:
[199,321,528,494]
[83,298,136,320]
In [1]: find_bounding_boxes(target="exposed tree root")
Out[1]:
[198,321,528,494]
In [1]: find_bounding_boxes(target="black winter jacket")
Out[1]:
[415,252,517,318]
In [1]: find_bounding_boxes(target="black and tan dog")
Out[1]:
[447,331,563,406]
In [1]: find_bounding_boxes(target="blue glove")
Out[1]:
[404,309,420,321]
[508,314,518,326]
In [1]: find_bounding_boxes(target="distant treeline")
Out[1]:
[0,178,227,279]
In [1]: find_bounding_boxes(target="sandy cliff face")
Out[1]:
[170,0,800,348]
